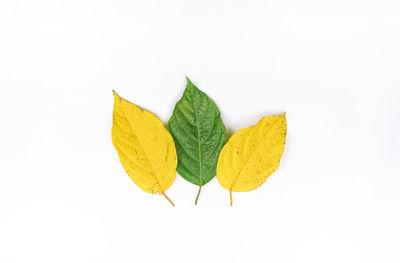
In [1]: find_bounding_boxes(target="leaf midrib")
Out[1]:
[121,109,165,193]
[229,122,271,191]
[191,97,203,186]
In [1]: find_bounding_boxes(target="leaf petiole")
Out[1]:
[162,192,175,206]
[195,185,202,205]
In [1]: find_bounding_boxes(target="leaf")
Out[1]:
[167,77,227,204]
[216,114,287,206]
[111,91,177,206]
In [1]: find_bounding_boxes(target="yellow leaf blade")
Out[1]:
[111,91,177,204]
[217,114,287,195]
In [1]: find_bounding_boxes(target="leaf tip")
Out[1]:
[184,76,200,94]
[185,76,197,89]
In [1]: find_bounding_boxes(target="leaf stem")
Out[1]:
[195,185,202,205]
[162,192,175,206]
[230,190,233,206]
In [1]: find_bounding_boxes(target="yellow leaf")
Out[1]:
[111,91,177,206]
[217,114,287,205]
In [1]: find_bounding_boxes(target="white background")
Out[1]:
[1,0,399,262]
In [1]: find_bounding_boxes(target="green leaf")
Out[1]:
[167,77,227,204]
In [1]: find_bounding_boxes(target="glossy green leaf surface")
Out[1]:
[167,77,226,203]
